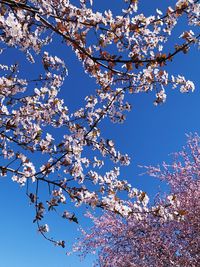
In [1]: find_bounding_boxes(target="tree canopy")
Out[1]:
[75,134,200,266]
[0,0,199,262]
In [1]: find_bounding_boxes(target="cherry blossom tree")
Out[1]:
[75,134,200,267]
[0,0,199,247]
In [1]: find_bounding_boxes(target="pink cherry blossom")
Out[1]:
[75,134,200,267]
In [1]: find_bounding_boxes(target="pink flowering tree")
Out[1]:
[0,0,199,246]
[75,134,200,267]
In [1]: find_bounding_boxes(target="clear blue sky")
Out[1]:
[0,1,200,266]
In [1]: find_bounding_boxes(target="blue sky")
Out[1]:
[0,1,200,266]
